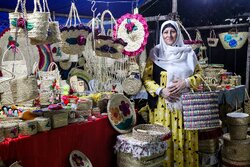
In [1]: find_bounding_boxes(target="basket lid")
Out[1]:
[107,93,136,133]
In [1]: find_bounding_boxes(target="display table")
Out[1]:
[0,116,119,167]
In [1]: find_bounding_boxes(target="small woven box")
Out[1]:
[19,120,38,136]
[3,122,19,138]
[77,98,93,111]
[34,117,51,132]
[132,124,171,142]
[76,110,91,117]
[43,111,68,128]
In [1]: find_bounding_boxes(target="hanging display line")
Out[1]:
[87,0,137,4]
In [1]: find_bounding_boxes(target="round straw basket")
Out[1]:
[34,117,51,132]
[226,112,249,140]
[132,124,171,142]
[122,77,142,95]
[3,123,19,138]
[19,120,38,136]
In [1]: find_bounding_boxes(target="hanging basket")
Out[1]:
[27,0,49,41]
[113,13,149,57]
[95,10,127,59]
[219,28,248,50]
[60,2,91,55]
[207,29,219,47]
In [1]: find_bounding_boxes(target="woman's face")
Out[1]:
[162,27,177,46]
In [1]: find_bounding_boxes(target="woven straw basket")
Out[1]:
[19,120,38,136]
[43,111,68,128]
[69,150,93,167]
[219,30,248,50]
[132,124,171,142]
[0,67,15,105]
[9,161,23,167]
[27,0,49,41]
[122,76,142,95]
[117,152,165,167]
[207,30,219,47]
[34,117,51,132]
[9,0,28,37]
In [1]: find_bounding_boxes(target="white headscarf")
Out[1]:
[150,20,198,87]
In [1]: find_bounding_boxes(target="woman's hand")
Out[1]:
[168,79,186,95]
[160,88,180,102]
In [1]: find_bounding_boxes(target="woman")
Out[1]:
[143,20,203,167]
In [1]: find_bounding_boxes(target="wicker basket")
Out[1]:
[132,124,171,142]
[76,110,91,117]
[43,110,68,128]
[122,76,142,95]
[222,157,250,167]
[77,98,93,111]
[219,31,248,50]
[222,133,250,162]
[3,122,19,138]
[19,120,38,136]
[226,112,249,140]
[34,117,51,132]
[117,152,165,167]
[207,30,219,47]
[9,161,23,167]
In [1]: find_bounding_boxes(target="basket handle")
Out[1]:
[0,66,15,79]
[48,62,58,72]
[245,89,250,101]
[33,0,43,13]
[2,46,26,64]
[195,29,202,41]
[14,0,27,13]
[65,2,81,27]
[210,29,217,38]
[190,75,212,93]
[42,0,52,21]
[177,20,192,40]
[100,10,116,36]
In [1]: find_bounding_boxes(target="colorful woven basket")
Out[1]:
[113,13,149,57]
[207,29,219,47]
[181,91,221,130]
[107,93,136,133]
[219,29,248,50]
[3,122,19,138]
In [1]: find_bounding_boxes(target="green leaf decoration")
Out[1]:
[26,22,34,31]
[11,19,17,27]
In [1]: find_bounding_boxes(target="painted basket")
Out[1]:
[19,120,38,136]
[69,150,93,167]
[107,93,136,133]
[34,117,51,132]
[219,31,248,50]
[132,124,171,142]
[3,122,19,138]
[43,111,68,128]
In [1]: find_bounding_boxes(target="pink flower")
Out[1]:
[125,22,135,32]
[17,17,26,28]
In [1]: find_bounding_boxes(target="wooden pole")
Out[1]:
[246,24,250,91]
[185,23,249,30]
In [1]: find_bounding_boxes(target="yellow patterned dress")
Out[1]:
[143,58,203,167]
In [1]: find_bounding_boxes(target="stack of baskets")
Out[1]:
[221,112,250,167]
[115,124,171,167]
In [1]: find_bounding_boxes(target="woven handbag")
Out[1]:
[219,28,248,50]
[10,75,39,103]
[60,2,91,55]
[95,10,127,59]
[30,0,61,45]
[1,46,28,77]
[9,0,30,37]
[27,0,49,41]
[181,78,221,130]
[207,29,219,47]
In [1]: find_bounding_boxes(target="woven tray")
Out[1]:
[19,120,38,136]
[132,124,171,142]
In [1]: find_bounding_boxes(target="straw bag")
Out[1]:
[51,43,70,62]
[10,75,39,103]
[0,67,15,105]
[1,46,28,77]
[60,2,91,55]
[207,29,219,47]
[27,0,49,41]
[113,12,149,57]
[30,0,61,45]
[9,0,31,37]
[181,78,221,130]
[95,10,127,59]
[219,28,248,49]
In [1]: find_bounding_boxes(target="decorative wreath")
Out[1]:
[113,13,149,57]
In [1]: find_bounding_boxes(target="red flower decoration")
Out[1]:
[17,17,27,29]
[72,154,85,166]
[119,101,131,116]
